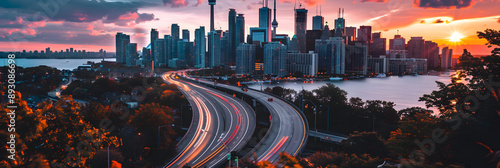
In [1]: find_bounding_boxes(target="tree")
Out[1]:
[278,152,302,168]
[342,131,388,158]
[387,110,450,163]
[307,151,342,168]
[0,94,119,167]
[417,29,500,167]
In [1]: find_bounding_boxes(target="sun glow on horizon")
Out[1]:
[449,32,465,42]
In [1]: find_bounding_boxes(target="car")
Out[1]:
[268,98,273,102]
[241,88,248,92]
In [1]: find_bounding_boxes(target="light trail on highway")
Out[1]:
[162,72,255,168]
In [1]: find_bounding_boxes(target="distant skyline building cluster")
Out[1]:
[114,0,456,75]
[13,47,109,59]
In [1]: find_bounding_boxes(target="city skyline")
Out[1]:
[0,0,498,55]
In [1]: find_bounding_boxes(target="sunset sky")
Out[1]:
[0,0,499,55]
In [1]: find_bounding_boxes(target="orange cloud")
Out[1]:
[279,0,325,7]
[360,0,388,2]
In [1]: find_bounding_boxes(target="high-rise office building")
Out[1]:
[288,35,300,53]
[154,38,166,67]
[357,25,372,52]
[345,26,356,44]
[142,47,150,67]
[177,39,194,67]
[334,8,345,37]
[236,43,256,75]
[164,35,173,61]
[370,32,386,57]
[208,30,222,67]
[389,34,405,50]
[182,29,190,42]
[250,27,269,46]
[221,31,229,65]
[115,32,130,64]
[408,37,425,58]
[286,51,318,76]
[312,15,324,31]
[236,14,245,45]
[195,27,206,68]
[227,9,237,66]
[306,30,322,53]
[171,24,180,59]
[259,1,272,43]
[345,44,368,75]
[315,37,345,75]
[295,8,308,53]
[441,47,453,69]
[264,42,287,76]
[150,29,159,63]
[424,41,439,68]
[125,43,138,67]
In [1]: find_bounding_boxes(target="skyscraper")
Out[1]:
[441,47,449,68]
[182,29,190,42]
[312,15,324,30]
[236,43,256,75]
[389,34,405,50]
[208,30,222,67]
[228,9,237,65]
[315,37,345,75]
[295,8,308,53]
[264,42,287,76]
[125,43,138,67]
[334,8,345,37]
[115,32,130,64]
[236,14,245,44]
[357,25,372,52]
[154,38,166,67]
[370,32,386,57]
[195,27,206,68]
[171,24,180,59]
[164,35,173,61]
[209,0,216,32]
[150,29,159,63]
[408,37,425,58]
[424,41,439,68]
[345,44,368,75]
[259,1,272,43]
[345,26,356,44]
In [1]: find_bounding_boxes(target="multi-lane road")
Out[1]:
[162,73,255,168]
[179,71,309,163]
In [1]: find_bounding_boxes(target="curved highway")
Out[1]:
[162,72,255,168]
[180,71,309,163]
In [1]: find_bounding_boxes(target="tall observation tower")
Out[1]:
[209,0,216,32]
[271,0,278,39]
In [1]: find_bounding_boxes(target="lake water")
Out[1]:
[248,74,453,112]
[0,58,116,70]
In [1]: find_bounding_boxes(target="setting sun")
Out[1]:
[449,32,465,42]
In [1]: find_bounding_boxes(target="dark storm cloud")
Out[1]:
[0,0,158,23]
[414,0,475,9]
